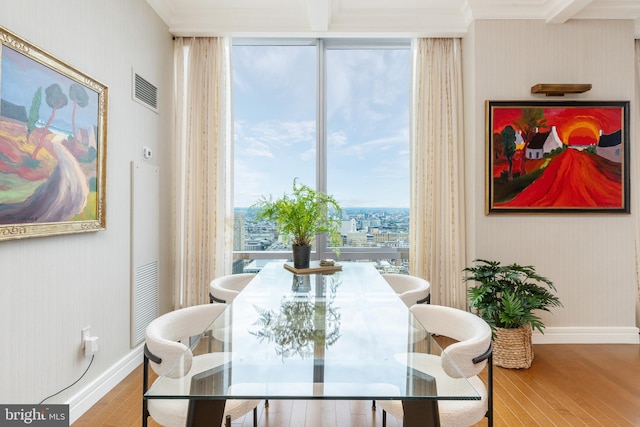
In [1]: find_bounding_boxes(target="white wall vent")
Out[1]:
[132,261,159,346]
[130,162,160,347]
[132,69,158,113]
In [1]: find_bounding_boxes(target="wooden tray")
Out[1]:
[284,262,342,275]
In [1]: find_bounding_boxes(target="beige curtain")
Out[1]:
[172,37,233,308]
[635,40,640,327]
[409,38,467,309]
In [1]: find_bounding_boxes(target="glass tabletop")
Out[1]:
[145,262,481,402]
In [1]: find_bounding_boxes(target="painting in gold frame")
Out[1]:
[486,100,629,214]
[0,26,108,241]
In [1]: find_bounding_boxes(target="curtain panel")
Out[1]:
[635,40,640,327]
[172,37,233,308]
[409,38,467,309]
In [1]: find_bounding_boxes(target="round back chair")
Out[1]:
[382,273,431,307]
[371,273,432,412]
[209,273,256,303]
[143,303,260,427]
[377,304,493,427]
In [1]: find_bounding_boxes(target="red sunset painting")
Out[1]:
[487,101,629,212]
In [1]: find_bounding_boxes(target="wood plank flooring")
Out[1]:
[74,344,640,427]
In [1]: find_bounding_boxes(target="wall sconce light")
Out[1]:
[531,83,592,96]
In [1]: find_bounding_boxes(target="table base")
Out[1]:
[186,400,225,427]
[403,400,440,427]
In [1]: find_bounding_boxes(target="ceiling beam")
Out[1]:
[306,0,330,31]
[546,0,593,24]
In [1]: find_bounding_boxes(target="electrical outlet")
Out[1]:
[85,336,99,356]
[81,326,91,349]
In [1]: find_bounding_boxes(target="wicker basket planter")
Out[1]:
[464,259,562,370]
[493,324,533,369]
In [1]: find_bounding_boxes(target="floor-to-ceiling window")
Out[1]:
[232,39,410,274]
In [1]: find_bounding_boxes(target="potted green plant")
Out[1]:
[463,259,562,369]
[252,179,342,268]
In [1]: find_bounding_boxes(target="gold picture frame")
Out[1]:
[0,26,108,241]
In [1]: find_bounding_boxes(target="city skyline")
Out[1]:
[235,206,409,251]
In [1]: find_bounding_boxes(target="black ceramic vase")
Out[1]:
[292,244,311,269]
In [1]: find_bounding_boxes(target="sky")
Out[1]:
[1,46,99,135]
[232,45,410,208]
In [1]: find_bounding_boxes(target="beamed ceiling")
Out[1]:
[145,0,640,37]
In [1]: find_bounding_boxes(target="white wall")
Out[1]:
[0,0,173,421]
[463,20,639,343]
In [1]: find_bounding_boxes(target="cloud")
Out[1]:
[300,147,316,161]
[242,142,274,158]
[328,131,348,147]
[234,119,318,205]
[233,160,274,206]
[233,45,315,101]
[327,49,410,127]
[335,130,408,160]
[235,120,315,159]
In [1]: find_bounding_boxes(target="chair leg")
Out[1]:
[372,399,376,410]
[142,391,148,427]
[265,399,269,408]
[142,354,149,427]
[142,404,147,427]
[253,406,258,427]
[382,409,387,427]
[487,352,494,427]
[225,414,231,427]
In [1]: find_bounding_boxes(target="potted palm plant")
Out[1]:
[463,259,562,369]
[252,179,342,269]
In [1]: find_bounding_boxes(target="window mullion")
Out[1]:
[316,39,330,259]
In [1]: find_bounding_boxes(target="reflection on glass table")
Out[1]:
[250,274,341,359]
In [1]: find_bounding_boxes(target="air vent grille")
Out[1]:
[132,261,159,346]
[132,70,158,113]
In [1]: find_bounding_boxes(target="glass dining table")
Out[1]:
[144,261,481,427]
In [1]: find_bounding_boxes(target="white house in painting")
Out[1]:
[544,126,563,153]
[596,129,623,163]
[525,126,563,159]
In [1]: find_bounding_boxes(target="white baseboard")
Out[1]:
[533,326,640,344]
[67,345,143,424]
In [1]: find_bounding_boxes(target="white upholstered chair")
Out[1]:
[209,273,271,409]
[371,273,432,411]
[143,303,260,427]
[209,273,256,303]
[377,304,493,427]
[381,273,431,307]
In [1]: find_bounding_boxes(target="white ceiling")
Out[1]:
[145,0,640,37]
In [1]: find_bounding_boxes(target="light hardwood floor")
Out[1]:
[74,344,640,427]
